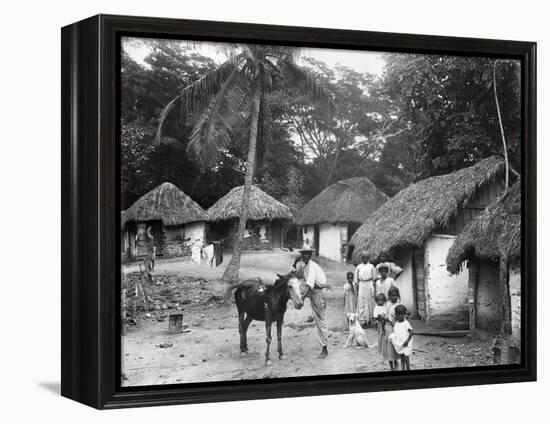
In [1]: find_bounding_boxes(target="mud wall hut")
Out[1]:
[295,177,388,262]
[446,182,520,337]
[348,157,505,329]
[123,182,209,260]
[207,185,293,250]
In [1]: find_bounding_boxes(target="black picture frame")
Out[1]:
[61,14,537,409]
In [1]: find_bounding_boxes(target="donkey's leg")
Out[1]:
[241,315,253,353]
[265,320,273,366]
[277,319,285,360]
[238,311,247,354]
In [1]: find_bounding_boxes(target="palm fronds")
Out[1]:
[155,55,241,143]
[278,58,335,115]
[187,69,251,164]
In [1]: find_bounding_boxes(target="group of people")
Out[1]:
[292,249,414,371]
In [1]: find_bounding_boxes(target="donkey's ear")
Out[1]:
[276,273,284,279]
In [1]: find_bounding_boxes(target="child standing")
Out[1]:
[343,271,357,317]
[381,286,401,371]
[389,304,414,371]
[375,263,396,299]
[374,293,387,355]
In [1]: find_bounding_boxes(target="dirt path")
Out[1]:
[121,256,500,387]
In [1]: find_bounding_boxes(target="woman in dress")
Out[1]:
[354,253,375,327]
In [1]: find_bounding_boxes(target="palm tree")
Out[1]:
[156,44,333,282]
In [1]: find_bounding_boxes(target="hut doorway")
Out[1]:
[272,220,282,249]
[136,223,148,257]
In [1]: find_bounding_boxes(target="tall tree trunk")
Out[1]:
[499,255,512,335]
[493,60,509,192]
[222,76,262,282]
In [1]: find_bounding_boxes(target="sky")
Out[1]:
[122,37,386,76]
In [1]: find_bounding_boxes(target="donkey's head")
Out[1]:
[276,271,304,310]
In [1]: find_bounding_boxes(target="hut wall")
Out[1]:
[475,259,501,331]
[509,266,521,341]
[425,235,469,328]
[242,220,273,250]
[393,249,416,316]
[318,223,346,262]
[184,222,206,255]
[301,225,316,249]
[161,222,205,258]
[162,225,186,258]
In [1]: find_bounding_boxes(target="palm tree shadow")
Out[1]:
[37,381,60,394]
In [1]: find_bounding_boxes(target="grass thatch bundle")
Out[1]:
[207,185,293,221]
[295,177,388,225]
[349,156,505,262]
[124,182,209,226]
[446,181,520,274]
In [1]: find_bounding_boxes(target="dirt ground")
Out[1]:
[121,251,501,387]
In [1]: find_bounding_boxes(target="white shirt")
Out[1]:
[373,305,386,318]
[295,260,327,289]
[376,277,396,298]
[354,262,375,284]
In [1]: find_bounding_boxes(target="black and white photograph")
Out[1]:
[119,37,523,387]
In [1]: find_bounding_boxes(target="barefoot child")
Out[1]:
[389,304,414,371]
[343,271,357,318]
[381,286,401,371]
[374,293,387,355]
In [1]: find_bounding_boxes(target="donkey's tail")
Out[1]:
[225,281,242,298]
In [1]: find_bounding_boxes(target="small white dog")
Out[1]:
[344,312,374,348]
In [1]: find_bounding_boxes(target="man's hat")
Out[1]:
[298,249,315,255]
[376,262,391,271]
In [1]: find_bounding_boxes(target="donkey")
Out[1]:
[228,272,303,365]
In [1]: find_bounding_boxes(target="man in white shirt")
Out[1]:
[292,249,329,358]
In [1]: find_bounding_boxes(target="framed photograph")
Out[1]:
[61,14,536,409]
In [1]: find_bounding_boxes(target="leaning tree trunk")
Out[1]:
[222,77,262,282]
[493,60,509,192]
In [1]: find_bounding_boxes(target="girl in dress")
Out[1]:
[381,286,401,371]
[374,293,387,355]
[343,271,357,318]
[389,304,414,371]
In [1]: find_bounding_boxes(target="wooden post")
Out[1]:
[121,288,127,336]
[468,260,479,332]
[499,256,512,335]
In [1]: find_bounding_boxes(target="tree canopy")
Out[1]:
[121,40,520,213]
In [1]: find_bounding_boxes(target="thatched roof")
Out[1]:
[295,177,388,225]
[121,210,128,230]
[124,182,209,226]
[208,185,293,221]
[348,156,505,262]
[446,181,520,274]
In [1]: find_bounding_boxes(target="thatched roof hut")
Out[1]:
[122,183,209,259]
[125,182,209,226]
[446,181,520,274]
[349,156,505,262]
[295,177,388,225]
[207,185,293,222]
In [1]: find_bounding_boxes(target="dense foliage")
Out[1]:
[121,41,520,210]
